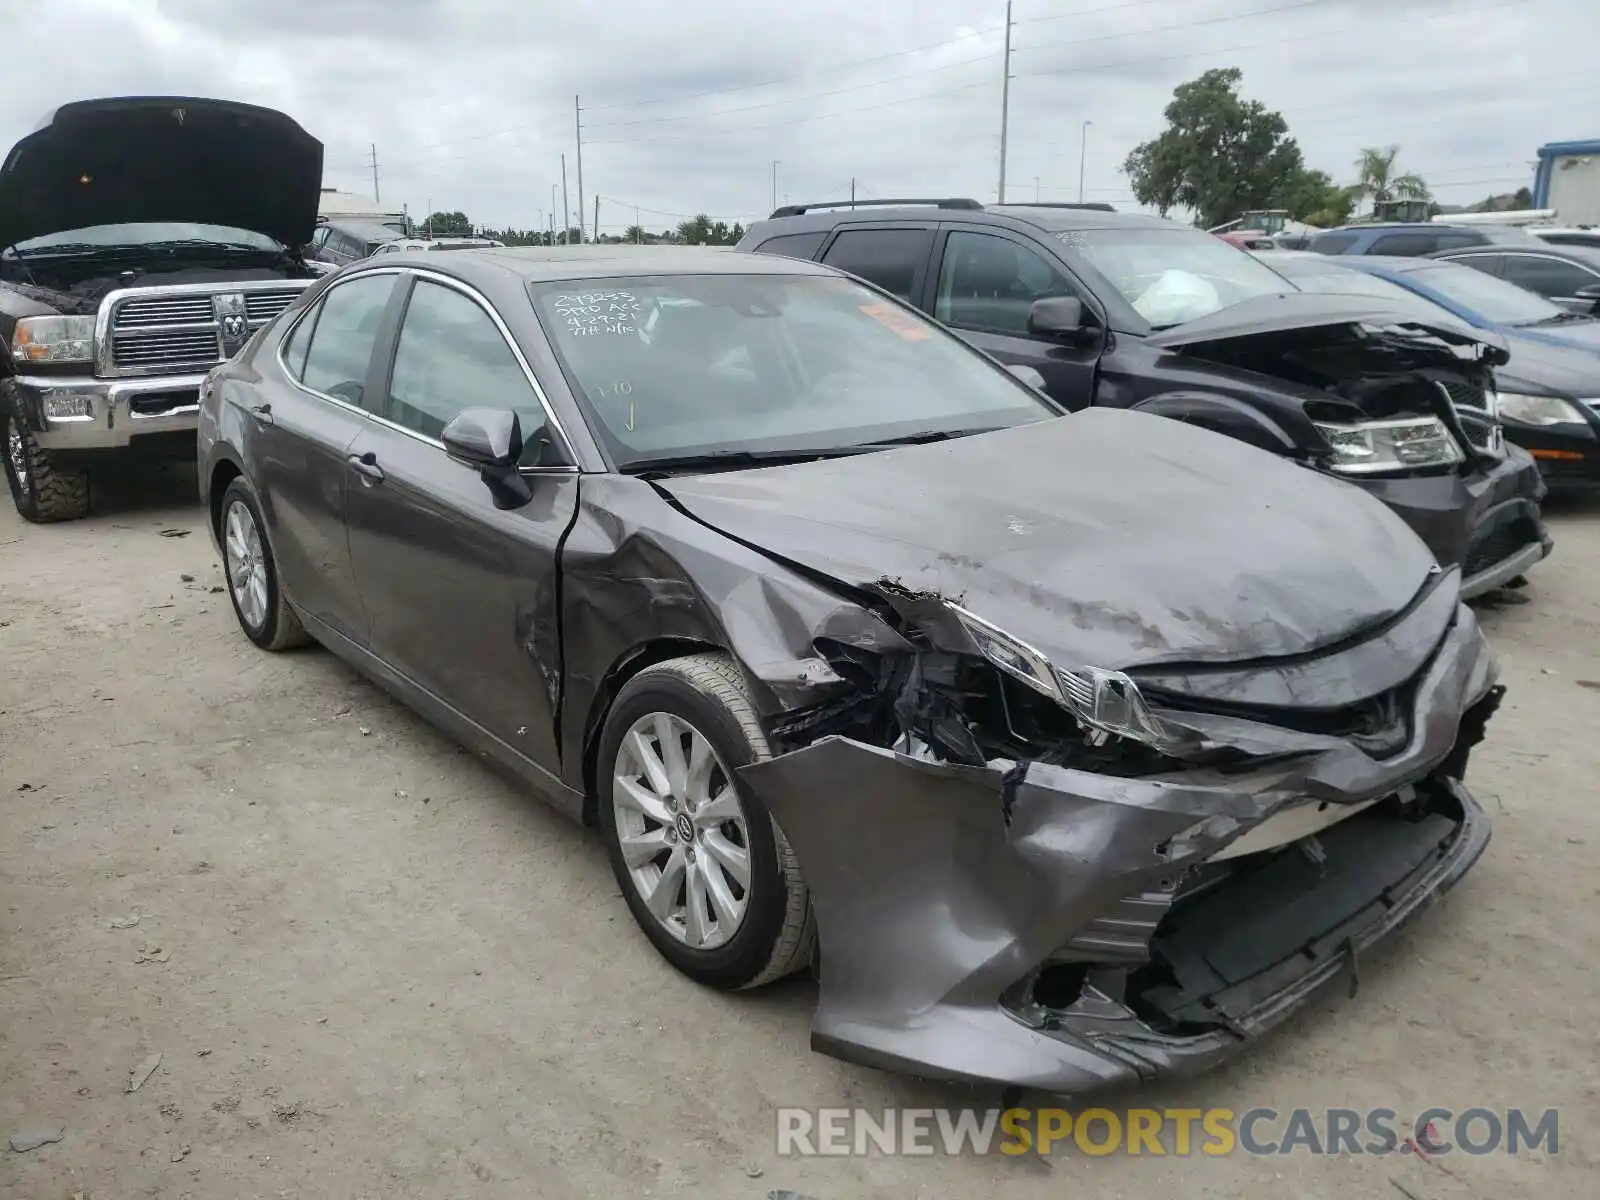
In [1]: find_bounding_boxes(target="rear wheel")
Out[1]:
[2,408,90,523]
[218,478,308,651]
[597,654,814,989]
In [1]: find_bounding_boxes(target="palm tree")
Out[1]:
[1351,146,1429,214]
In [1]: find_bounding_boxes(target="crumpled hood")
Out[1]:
[0,96,323,248]
[660,409,1441,671]
[1146,291,1510,366]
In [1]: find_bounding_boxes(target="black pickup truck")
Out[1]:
[1,96,325,521]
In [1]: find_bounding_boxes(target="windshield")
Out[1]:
[529,273,1055,469]
[1409,263,1568,326]
[1270,259,1451,315]
[1060,227,1293,328]
[12,222,283,254]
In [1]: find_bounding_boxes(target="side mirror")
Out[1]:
[1573,283,1600,315]
[1027,295,1085,339]
[1005,363,1048,391]
[442,408,523,468]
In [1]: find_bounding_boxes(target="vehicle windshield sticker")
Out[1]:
[858,303,932,341]
[553,290,641,337]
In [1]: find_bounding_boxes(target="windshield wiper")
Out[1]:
[850,426,1001,449]
[622,447,874,478]
[1522,310,1594,326]
[143,239,278,253]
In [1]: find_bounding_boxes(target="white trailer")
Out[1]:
[1533,141,1600,226]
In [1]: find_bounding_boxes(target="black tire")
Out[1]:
[2,407,90,523]
[217,477,309,651]
[597,653,814,990]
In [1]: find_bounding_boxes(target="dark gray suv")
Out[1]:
[735,199,1552,599]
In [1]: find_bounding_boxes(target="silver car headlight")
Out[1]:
[948,604,1191,755]
[11,315,96,366]
[1312,416,1464,473]
[1496,392,1587,426]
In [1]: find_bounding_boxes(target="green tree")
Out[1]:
[422,210,471,236]
[623,224,648,244]
[1351,146,1429,213]
[1279,168,1354,228]
[1122,68,1307,228]
[676,214,714,244]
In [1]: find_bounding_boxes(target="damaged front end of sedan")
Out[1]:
[740,567,1500,1094]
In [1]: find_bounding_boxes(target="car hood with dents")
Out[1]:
[1494,329,1600,396]
[0,96,323,249]
[660,408,1440,673]
[1145,291,1510,365]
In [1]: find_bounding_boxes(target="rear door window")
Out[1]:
[1433,232,1487,251]
[753,231,827,260]
[820,228,934,301]
[298,274,397,408]
[1368,233,1441,256]
[934,231,1078,336]
[1308,232,1358,254]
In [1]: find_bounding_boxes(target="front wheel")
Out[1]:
[218,478,309,651]
[2,407,90,523]
[596,653,814,989]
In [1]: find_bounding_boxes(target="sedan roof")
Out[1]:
[365,244,837,284]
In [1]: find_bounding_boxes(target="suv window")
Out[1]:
[1500,253,1600,298]
[386,279,546,458]
[299,274,396,407]
[1368,233,1442,256]
[1308,232,1358,254]
[934,231,1076,335]
[820,228,933,301]
[1434,232,1486,251]
[754,231,827,260]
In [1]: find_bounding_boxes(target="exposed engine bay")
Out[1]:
[2,251,316,314]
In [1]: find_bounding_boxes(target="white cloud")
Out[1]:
[1,0,1588,235]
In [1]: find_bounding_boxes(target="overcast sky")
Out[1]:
[2,0,1588,235]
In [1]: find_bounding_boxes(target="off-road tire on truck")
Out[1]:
[1,401,91,523]
[597,653,816,990]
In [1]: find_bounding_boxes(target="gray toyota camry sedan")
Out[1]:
[198,246,1501,1094]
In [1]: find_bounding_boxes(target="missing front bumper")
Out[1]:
[741,607,1499,1095]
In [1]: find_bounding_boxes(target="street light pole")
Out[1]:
[1078,120,1093,204]
[770,160,779,213]
[997,0,1013,204]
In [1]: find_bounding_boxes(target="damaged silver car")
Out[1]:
[199,246,1500,1094]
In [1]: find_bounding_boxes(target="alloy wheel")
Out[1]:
[6,421,29,498]
[224,498,269,632]
[611,711,753,950]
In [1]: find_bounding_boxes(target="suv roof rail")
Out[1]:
[767,197,985,218]
[1006,201,1117,212]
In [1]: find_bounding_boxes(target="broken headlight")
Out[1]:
[1313,416,1464,474]
[12,315,96,366]
[949,604,1193,756]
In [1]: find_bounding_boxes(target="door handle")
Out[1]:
[248,403,274,427]
[347,451,385,483]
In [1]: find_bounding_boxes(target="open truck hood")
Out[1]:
[0,96,323,249]
[660,408,1442,672]
[1146,292,1509,365]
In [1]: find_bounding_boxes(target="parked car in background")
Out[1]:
[198,244,1502,1096]
[1431,242,1600,316]
[1531,227,1600,251]
[737,198,1550,597]
[1307,222,1543,258]
[1262,251,1600,493]
[371,236,505,255]
[1217,229,1277,250]
[0,95,324,522]
[306,216,405,268]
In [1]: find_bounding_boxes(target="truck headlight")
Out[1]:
[12,315,96,365]
[1312,416,1464,473]
[1496,392,1586,426]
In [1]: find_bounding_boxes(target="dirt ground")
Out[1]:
[2,463,1597,1200]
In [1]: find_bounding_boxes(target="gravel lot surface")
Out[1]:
[2,465,1596,1199]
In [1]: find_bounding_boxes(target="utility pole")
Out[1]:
[1078,119,1093,203]
[770,161,779,213]
[594,195,600,245]
[1035,176,1041,203]
[560,154,570,246]
[635,204,641,243]
[550,184,558,244]
[369,143,380,203]
[850,178,856,208]
[997,0,1013,204]
[424,197,431,238]
[574,95,585,244]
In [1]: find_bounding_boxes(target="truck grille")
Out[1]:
[105,284,310,374]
